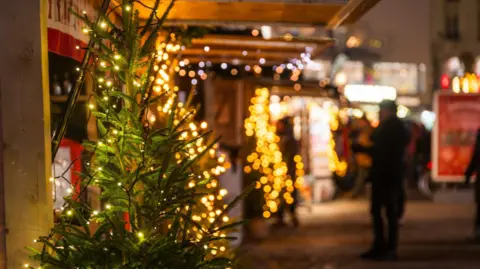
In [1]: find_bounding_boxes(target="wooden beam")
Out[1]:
[181,48,301,60]
[326,0,382,29]
[191,35,333,50]
[0,0,53,267]
[180,34,334,63]
[132,1,344,25]
[183,56,286,66]
[189,44,311,54]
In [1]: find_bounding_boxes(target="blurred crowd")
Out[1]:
[333,112,432,197]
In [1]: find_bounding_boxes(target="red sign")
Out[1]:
[433,93,480,181]
[47,0,96,61]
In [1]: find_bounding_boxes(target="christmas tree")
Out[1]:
[28,1,244,268]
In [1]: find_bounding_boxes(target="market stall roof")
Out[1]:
[111,0,382,65]
[125,0,381,27]
[258,79,335,97]
[179,35,334,65]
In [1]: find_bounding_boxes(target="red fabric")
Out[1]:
[48,28,86,62]
[407,125,421,156]
[124,212,131,231]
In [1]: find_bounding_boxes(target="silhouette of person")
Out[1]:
[465,128,480,241]
[275,117,300,227]
[353,100,409,260]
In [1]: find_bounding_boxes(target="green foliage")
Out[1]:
[29,1,243,268]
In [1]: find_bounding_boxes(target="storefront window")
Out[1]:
[303,60,331,81]
[475,57,480,76]
[340,61,364,85]
[444,56,465,77]
[445,0,460,40]
[373,62,419,95]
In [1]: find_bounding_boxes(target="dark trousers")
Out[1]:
[371,190,401,252]
[398,188,406,219]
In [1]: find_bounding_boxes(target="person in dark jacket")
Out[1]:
[275,117,300,227]
[465,128,480,241]
[353,100,409,260]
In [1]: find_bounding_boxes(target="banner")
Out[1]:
[47,0,96,61]
[433,93,480,182]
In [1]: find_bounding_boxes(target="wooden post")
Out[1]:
[204,72,216,128]
[234,80,244,146]
[0,0,53,267]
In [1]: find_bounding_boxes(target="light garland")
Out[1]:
[152,41,233,256]
[293,154,305,189]
[327,106,347,177]
[244,88,293,219]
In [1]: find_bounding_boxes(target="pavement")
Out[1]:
[238,200,480,269]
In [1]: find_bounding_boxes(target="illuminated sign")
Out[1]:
[344,84,397,103]
[451,73,479,93]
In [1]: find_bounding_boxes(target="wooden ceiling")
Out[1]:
[111,0,382,64]
[131,0,380,27]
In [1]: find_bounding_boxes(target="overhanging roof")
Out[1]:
[123,0,381,27]
[110,0,382,65]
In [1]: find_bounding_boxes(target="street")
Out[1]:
[239,200,480,269]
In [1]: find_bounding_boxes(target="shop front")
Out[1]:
[433,73,480,183]
[48,0,100,218]
[268,92,340,203]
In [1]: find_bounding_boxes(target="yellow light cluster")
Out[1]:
[327,106,347,177]
[152,42,180,96]
[452,73,480,93]
[244,88,293,219]
[152,43,232,256]
[293,155,305,189]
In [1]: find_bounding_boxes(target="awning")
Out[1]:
[111,0,382,65]
[114,0,381,27]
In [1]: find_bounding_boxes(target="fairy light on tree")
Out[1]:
[27,2,244,268]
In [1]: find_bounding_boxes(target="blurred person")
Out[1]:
[275,117,300,227]
[406,122,422,187]
[352,100,409,260]
[351,116,373,198]
[465,128,480,242]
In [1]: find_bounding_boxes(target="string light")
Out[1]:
[150,44,232,255]
[244,88,293,218]
[327,107,347,176]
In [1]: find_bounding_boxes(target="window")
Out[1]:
[445,0,460,40]
[372,62,419,95]
[444,56,465,77]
